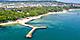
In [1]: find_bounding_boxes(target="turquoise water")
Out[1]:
[0,10,80,40]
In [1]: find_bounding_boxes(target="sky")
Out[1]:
[57,0,80,3]
[0,0,80,3]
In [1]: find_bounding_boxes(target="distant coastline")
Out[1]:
[69,9,80,11]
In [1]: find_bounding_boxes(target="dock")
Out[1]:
[19,23,35,28]
[19,23,47,38]
[26,26,47,38]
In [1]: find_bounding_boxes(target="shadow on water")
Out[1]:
[0,25,7,28]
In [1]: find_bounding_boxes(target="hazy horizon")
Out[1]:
[0,0,80,3]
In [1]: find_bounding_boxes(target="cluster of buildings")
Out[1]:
[0,1,80,8]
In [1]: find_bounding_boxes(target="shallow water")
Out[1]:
[0,10,80,40]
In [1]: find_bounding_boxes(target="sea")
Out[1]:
[0,9,80,40]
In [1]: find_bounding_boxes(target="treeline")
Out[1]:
[0,6,66,23]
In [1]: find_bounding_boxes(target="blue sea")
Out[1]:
[0,10,80,40]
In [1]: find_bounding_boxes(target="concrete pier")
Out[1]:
[19,23,47,38]
[26,26,47,38]
[20,23,34,28]
[26,28,36,38]
[15,18,47,38]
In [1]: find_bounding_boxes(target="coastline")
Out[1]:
[0,10,67,26]
[0,9,70,38]
[68,9,80,11]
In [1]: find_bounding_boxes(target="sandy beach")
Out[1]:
[0,10,67,26]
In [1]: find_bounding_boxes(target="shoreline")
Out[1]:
[0,9,69,38]
[68,9,80,11]
[0,10,67,26]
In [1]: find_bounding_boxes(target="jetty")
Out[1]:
[26,26,47,38]
[19,22,47,38]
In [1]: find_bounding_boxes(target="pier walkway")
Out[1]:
[19,23,47,38]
